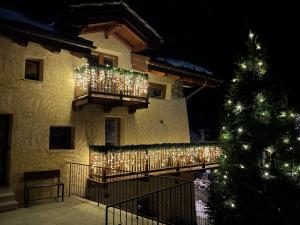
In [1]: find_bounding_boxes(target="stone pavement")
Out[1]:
[0,197,106,225]
[0,197,159,225]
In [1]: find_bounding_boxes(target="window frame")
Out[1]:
[24,58,43,81]
[148,82,167,99]
[99,53,118,68]
[105,117,120,146]
[49,126,75,150]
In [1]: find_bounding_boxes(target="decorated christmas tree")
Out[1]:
[208,32,300,225]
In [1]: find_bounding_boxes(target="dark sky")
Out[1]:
[1,0,299,137]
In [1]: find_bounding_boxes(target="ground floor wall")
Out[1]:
[0,98,190,202]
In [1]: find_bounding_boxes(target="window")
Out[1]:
[25,59,43,81]
[49,126,74,149]
[99,53,118,67]
[103,57,114,67]
[148,83,166,99]
[105,118,120,146]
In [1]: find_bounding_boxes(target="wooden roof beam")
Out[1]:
[104,23,123,39]
[113,32,135,50]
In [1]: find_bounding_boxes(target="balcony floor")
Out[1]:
[0,197,157,225]
[73,95,148,113]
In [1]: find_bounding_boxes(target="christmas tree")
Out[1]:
[208,32,300,225]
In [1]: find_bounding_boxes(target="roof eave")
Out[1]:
[63,1,163,50]
[0,20,94,55]
[148,60,224,88]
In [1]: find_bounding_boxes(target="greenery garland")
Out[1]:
[74,63,148,79]
[90,142,218,153]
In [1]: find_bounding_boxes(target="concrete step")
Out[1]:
[0,187,10,194]
[0,200,18,213]
[0,192,15,203]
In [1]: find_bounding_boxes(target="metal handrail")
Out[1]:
[106,180,190,208]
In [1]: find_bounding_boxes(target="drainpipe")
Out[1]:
[185,78,207,101]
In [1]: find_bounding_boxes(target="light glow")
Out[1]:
[74,63,148,99]
[242,144,249,150]
[249,31,254,39]
[90,145,221,174]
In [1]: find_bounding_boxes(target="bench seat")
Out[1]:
[24,169,64,207]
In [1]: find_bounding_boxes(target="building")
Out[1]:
[0,1,222,208]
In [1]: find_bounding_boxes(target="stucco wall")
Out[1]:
[0,34,190,202]
[80,32,132,69]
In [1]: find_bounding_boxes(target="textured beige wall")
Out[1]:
[80,32,132,69]
[0,34,190,202]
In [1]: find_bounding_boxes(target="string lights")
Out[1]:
[211,31,300,222]
[74,63,149,99]
[90,144,221,174]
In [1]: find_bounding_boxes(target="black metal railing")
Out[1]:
[105,180,194,225]
[68,162,142,205]
[68,162,196,224]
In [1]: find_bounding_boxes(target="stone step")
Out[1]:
[0,187,10,194]
[0,192,15,203]
[0,200,18,213]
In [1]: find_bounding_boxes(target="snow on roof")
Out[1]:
[155,57,213,75]
[70,1,163,43]
[0,7,55,33]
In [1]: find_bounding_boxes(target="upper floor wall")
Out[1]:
[80,32,133,70]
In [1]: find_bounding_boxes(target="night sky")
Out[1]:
[1,0,299,138]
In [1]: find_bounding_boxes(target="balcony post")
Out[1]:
[145,149,149,175]
[88,67,92,97]
[176,161,180,172]
[102,168,107,182]
[120,91,123,101]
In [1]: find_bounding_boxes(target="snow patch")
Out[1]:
[0,7,55,33]
[155,57,213,75]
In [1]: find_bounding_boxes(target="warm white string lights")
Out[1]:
[74,63,149,99]
[90,145,221,174]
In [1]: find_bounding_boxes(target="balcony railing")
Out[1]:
[73,63,149,112]
[90,143,221,175]
[68,162,196,224]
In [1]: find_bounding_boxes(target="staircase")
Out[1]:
[0,188,18,213]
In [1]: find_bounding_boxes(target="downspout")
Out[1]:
[186,78,207,101]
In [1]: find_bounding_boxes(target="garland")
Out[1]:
[74,63,148,79]
[90,142,218,153]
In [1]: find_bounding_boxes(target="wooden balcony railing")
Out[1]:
[90,143,221,174]
[73,63,149,113]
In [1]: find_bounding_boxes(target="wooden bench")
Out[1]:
[24,169,64,207]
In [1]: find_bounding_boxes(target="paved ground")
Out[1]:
[0,197,105,225]
[0,197,159,225]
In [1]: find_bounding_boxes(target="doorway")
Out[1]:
[0,114,12,186]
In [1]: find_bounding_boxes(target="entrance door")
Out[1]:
[0,114,12,186]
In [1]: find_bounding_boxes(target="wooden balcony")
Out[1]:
[72,64,149,113]
[89,143,221,175]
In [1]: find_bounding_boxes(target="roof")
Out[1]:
[154,57,213,75]
[149,57,223,87]
[0,8,55,33]
[70,2,163,42]
[0,2,163,53]
[55,1,163,49]
[0,7,94,54]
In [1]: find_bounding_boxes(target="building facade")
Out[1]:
[0,2,221,202]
